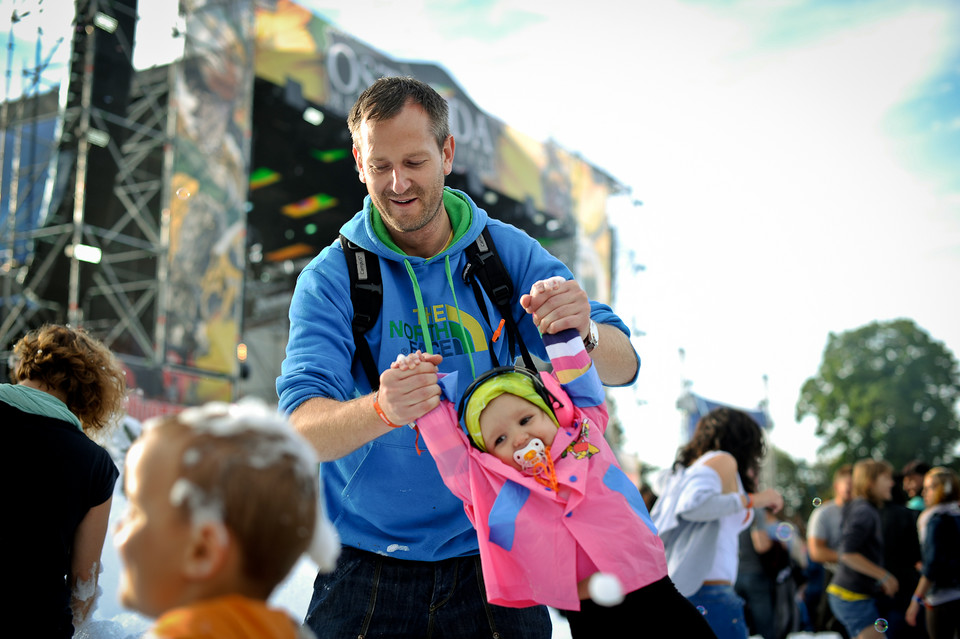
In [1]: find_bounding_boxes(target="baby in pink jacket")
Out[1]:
[405,278,715,637]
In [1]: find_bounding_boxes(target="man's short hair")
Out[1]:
[348,76,450,152]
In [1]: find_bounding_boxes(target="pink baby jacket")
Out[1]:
[416,355,668,610]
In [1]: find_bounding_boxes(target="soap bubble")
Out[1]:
[812,497,822,507]
[875,618,889,633]
[588,572,624,607]
[775,522,795,541]
[176,187,191,200]
[697,606,707,616]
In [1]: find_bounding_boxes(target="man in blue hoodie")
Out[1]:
[277,76,640,638]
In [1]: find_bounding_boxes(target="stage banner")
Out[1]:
[677,392,772,443]
[254,0,623,303]
[164,0,256,402]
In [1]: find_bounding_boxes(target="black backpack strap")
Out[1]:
[462,227,537,372]
[340,234,383,390]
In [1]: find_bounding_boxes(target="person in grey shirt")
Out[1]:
[807,464,853,635]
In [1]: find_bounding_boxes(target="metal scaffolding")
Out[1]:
[1,0,171,376]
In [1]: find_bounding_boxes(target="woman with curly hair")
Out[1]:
[1,324,126,637]
[651,407,783,639]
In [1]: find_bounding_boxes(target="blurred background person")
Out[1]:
[807,464,853,637]
[736,508,800,639]
[827,459,898,639]
[807,464,854,637]
[906,466,960,639]
[1,324,127,637]
[879,475,925,639]
[902,461,932,513]
[652,407,783,639]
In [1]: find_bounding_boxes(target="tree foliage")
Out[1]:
[766,446,828,530]
[796,319,960,469]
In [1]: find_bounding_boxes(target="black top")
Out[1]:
[833,498,885,596]
[1,399,119,637]
[923,510,960,590]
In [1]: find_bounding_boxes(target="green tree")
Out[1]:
[766,446,828,528]
[796,319,960,469]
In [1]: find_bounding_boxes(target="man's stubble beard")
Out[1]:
[375,172,446,235]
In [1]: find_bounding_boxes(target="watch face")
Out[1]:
[585,320,599,352]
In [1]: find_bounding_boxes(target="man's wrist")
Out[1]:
[373,391,404,428]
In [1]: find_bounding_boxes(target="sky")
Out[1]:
[3,0,959,472]
[293,0,960,471]
[4,3,956,634]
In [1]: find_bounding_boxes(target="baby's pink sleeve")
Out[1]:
[416,402,475,504]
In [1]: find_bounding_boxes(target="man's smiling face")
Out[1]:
[353,98,454,249]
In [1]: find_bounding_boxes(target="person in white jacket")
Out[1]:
[651,407,783,639]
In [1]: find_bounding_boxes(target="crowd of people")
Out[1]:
[8,74,959,639]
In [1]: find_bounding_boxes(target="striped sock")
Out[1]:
[542,328,591,384]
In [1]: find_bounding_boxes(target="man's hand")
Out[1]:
[520,276,590,337]
[376,351,443,426]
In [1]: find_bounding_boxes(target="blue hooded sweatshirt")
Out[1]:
[277,187,633,561]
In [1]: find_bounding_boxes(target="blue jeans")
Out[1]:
[736,570,776,639]
[828,593,880,638]
[687,584,749,639]
[304,546,551,638]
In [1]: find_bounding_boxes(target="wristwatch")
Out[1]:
[583,320,599,353]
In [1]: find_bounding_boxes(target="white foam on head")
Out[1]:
[149,398,340,573]
[308,507,341,572]
[169,477,226,532]
[174,399,318,475]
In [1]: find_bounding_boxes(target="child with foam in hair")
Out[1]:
[114,400,340,639]
[408,277,716,637]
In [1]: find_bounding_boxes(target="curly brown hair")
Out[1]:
[675,407,765,493]
[11,324,126,432]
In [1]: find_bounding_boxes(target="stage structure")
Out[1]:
[1,0,627,414]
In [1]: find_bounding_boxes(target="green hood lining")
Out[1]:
[370,188,472,257]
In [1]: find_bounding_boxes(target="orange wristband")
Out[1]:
[373,391,404,428]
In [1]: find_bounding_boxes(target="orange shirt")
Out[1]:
[148,595,302,639]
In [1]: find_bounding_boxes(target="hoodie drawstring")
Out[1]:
[444,255,478,380]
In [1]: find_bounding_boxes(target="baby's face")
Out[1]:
[479,393,557,469]
[114,431,192,617]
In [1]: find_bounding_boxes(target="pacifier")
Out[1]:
[513,438,547,469]
[513,438,559,492]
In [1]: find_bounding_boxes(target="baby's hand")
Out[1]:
[391,351,424,371]
[530,276,566,296]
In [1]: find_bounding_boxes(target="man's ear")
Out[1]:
[442,134,455,176]
[182,520,231,581]
[353,147,366,183]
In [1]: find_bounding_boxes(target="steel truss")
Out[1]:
[1,0,172,376]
